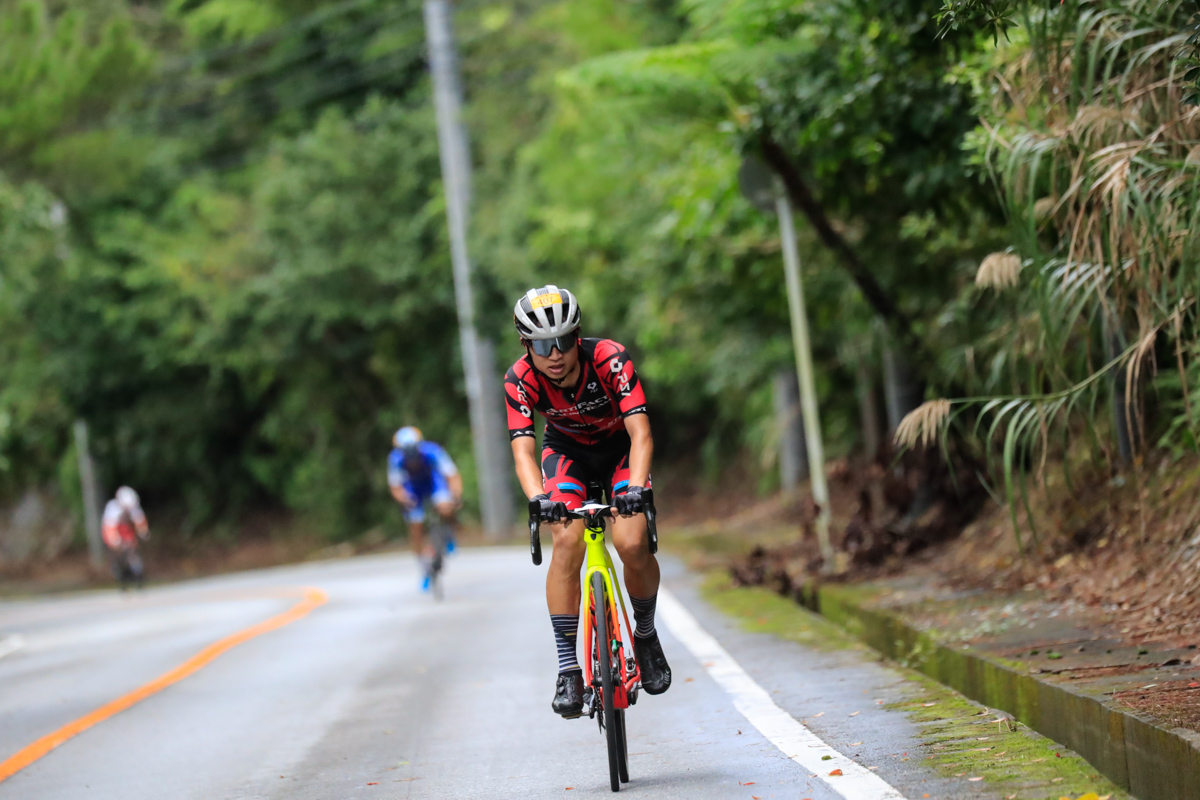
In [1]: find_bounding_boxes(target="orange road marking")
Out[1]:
[0,586,328,784]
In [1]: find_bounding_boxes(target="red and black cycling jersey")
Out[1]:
[505,338,648,447]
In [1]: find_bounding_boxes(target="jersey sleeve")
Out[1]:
[596,340,647,417]
[504,360,538,439]
[426,443,458,477]
[387,449,408,488]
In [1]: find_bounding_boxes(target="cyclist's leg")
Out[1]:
[609,456,659,598]
[542,447,591,716]
[127,549,145,587]
[610,456,671,695]
[430,471,457,553]
[543,449,588,614]
[402,477,435,558]
[402,490,437,590]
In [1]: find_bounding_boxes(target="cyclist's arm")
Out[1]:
[511,436,545,500]
[132,508,149,539]
[390,484,415,507]
[447,471,464,503]
[625,412,653,488]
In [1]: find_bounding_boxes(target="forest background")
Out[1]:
[1,0,1196,562]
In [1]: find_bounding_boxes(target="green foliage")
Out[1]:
[936,0,1025,41]
[0,0,153,163]
[0,0,460,539]
[1180,1,1200,105]
[903,0,1200,548]
[478,0,1003,468]
[7,0,1191,550]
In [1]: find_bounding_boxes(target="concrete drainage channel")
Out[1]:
[797,583,1200,800]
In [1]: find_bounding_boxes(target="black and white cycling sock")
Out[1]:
[550,614,581,674]
[630,594,657,639]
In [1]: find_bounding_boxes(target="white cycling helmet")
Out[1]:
[116,486,140,511]
[393,426,423,452]
[513,285,581,340]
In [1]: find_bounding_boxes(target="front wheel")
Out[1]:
[615,708,629,783]
[592,570,621,792]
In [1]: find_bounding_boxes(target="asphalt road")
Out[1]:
[0,549,992,799]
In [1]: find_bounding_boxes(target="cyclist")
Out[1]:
[101,486,149,589]
[387,426,463,591]
[505,284,671,719]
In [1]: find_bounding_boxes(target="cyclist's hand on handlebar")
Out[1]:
[614,485,646,517]
[531,493,569,523]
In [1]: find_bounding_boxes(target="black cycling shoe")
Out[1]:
[552,670,585,718]
[633,633,672,695]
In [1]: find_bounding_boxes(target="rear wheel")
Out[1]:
[429,523,447,600]
[592,570,621,792]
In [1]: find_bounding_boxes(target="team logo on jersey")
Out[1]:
[587,382,598,391]
[530,292,562,309]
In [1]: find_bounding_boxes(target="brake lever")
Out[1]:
[528,499,543,566]
[644,488,658,554]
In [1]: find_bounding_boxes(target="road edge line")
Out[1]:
[0,634,25,661]
[0,587,328,784]
[658,588,908,800]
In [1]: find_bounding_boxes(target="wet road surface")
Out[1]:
[0,549,990,799]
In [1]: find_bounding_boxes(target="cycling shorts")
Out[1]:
[402,470,455,524]
[540,430,651,511]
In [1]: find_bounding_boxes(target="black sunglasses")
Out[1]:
[525,333,579,358]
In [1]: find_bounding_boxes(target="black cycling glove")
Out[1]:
[614,485,645,517]
[532,493,569,523]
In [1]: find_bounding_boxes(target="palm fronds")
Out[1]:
[938,0,1200,515]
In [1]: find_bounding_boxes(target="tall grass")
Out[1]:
[899,0,1200,551]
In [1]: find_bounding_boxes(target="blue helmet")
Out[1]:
[393,426,423,453]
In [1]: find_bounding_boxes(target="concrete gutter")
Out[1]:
[799,582,1200,800]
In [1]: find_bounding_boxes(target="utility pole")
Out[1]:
[738,156,834,568]
[73,420,104,570]
[423,0,513,536]
[773,369,807,495]
[775,194,834,566]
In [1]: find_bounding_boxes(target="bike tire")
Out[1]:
[430,558,444,600]
[616,708,629,783]
[592,570,621,793]
[429,525,447,601]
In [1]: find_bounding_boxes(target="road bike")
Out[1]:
[426,517,455,601]
[111,544,146,590]
[529,485,658,792]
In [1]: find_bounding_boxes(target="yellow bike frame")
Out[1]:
[580,517,639,706]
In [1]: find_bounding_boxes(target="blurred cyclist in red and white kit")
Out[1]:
[102,486,150,589]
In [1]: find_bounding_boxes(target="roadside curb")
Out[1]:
[797,582,1200,800]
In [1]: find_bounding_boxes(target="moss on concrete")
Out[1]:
[704,571,1129,800]
[892,674,1129,800]
[701,571,860,652]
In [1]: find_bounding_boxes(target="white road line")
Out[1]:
[0,634,25,661]
[658,589,908,800]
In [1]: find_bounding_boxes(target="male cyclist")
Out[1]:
[387,426,463,590]
[505,284,671,718]
[101,486,150,589]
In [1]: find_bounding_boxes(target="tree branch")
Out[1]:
[758,131,925,359]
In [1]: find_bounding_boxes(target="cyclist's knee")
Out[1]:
[612,521,649,565]
[549,523,585,562]
[433,501,456,520]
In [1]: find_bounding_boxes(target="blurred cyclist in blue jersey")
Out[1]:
[388,426,463,590]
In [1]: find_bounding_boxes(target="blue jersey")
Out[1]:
[388,442,458,524]
[388,441,458,490]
